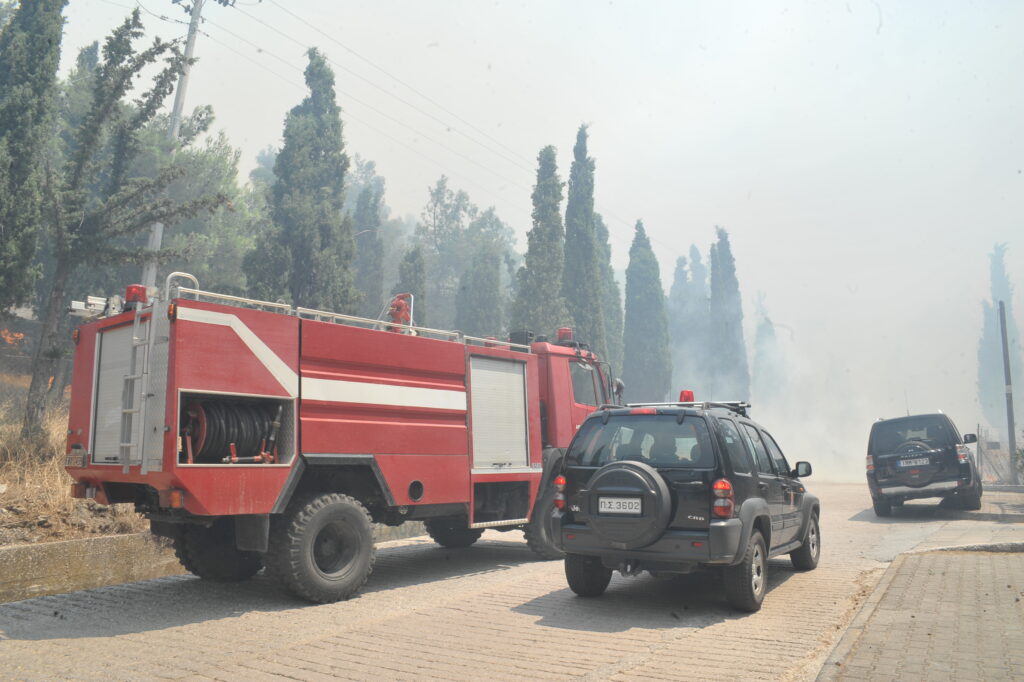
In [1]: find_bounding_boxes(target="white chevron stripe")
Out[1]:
[176,306,466,410]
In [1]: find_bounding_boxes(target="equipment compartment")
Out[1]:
[178,393,295,465]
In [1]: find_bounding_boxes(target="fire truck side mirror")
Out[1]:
[614,378,625,402]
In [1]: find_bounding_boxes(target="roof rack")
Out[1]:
[623,400,752,417]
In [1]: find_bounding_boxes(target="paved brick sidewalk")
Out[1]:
[820,550,1024,681]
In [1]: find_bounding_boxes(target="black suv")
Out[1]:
[552,402,819,612]
[866,413,982,516]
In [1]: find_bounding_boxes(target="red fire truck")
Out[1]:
[65,274,618,602]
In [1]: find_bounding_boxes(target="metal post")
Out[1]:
[998,301,1018,485]
[141,0,206,288]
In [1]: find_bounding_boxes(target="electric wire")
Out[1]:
[202,14,533,194]
[236,2,535,177]
[262,0,537,172]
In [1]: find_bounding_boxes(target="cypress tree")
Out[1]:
[511,145,569,337]
[247,48,356,312]
[751,296,786,407]
[708,227,749,401]
[562,125,607,356]
[455,242,504,337]
[977,243,1023,436]
[667,246,712,397]
[0,0,65,315]
[393,245,427,326]
[352,176,385,316]
[621,221,671,402]
[594,213,624,373]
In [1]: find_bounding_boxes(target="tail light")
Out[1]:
[866,455,875,472]
[712,478,734,518]
[957,446,970,463]
[553,475,567,510]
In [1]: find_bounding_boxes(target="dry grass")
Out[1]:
[0,379,147,545]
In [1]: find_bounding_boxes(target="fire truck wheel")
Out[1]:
[424,517,484,548]
[265,493,376,603]
[524,482,564,560]
[172,521,263,582]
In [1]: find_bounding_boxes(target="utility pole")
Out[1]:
[999,300,1018,485]
[141,0,206,289]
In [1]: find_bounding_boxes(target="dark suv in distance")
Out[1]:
[866,413,982,516]
[551,401,819,612]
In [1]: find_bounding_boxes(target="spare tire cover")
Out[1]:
[584,461,672,550]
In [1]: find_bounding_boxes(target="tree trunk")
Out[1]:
[21,256,72,440]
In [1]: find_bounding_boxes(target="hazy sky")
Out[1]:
[63,1,1023,476]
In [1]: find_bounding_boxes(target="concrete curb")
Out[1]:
[0,523,429,605]
[0,533,183,605]
[815,542,1024,681]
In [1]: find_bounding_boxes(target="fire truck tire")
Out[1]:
[172,522,263,582]
[524,483,564,560]
[424,517,484,548]
[265,493,376,603]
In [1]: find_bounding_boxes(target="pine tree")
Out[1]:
[22,11,226,436]
[246,48,355,312]
[455,242,504,337]
[511,145,569,337]
[621,221,671,402]
[562,125,607,356]
[393,245,426,326]
[0,0,65,315]
[977,243,1023,436]
[352,175,385,317]
[595,213,624,373]
[708,227,749,401]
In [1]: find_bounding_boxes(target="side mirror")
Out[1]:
[793,461,812,478]
[963,433,977,444]
[614,378,625,402]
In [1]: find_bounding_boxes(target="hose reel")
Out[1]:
[180,398,283,464]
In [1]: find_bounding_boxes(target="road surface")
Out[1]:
[1,482,1020,681]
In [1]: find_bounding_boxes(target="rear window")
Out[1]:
[868,415,957,454]
[566,414,715,468]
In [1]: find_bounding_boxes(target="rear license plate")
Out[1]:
[599,497,641,514]
[899,457,930,467]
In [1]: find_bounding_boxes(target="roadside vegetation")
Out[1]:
[0,376,146,546]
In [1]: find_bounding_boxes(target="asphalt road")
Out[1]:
[1,482,1021,681]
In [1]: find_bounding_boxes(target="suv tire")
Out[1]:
[565,553,612,597]
[790,514,820,571]
[723,530,767,612]
[172,520,263,582]
[265,493,376,603]
[957,476,983,511]
[872,498,892,517]
[425,517,484,548]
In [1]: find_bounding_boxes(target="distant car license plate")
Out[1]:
[599,497,642,514]
[899,457,930,467]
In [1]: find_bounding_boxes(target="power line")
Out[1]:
[263,0,537,171]
[202,14,533,194]
[192,22,527,211]
[230,3,536,178]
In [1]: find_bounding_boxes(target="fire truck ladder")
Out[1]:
[118,297,158,473]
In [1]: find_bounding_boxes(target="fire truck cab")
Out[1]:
[65,274,616,602]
